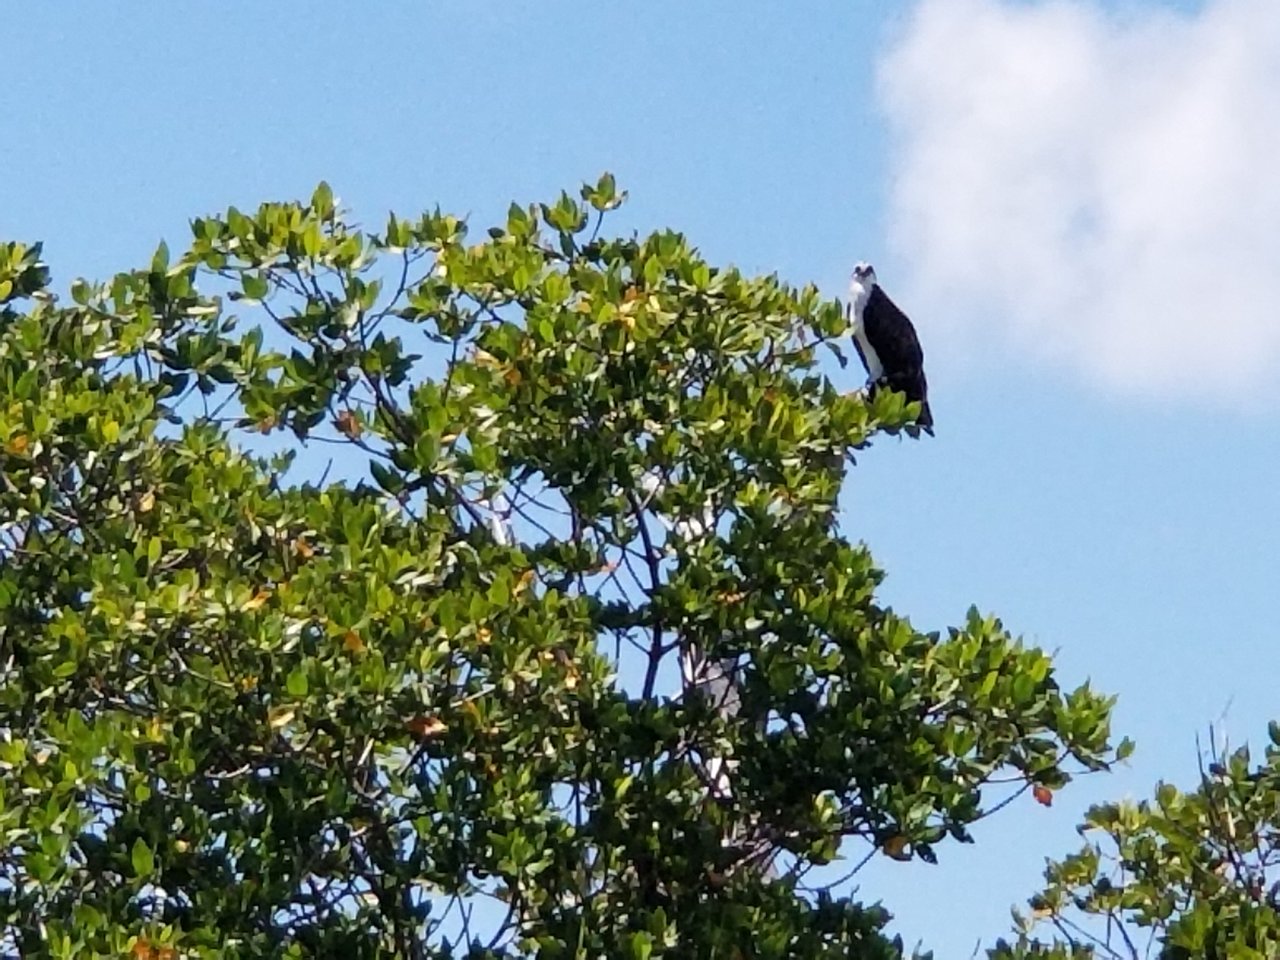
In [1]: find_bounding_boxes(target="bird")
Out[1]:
[847,262,934,435]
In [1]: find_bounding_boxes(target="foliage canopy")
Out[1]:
[0,178,1119,958]
[995,729,1280,960]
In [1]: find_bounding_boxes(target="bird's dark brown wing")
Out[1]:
[863,286,925,372]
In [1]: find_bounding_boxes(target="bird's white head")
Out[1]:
[848,261,877,314]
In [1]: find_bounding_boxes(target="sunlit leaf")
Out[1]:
[130,838,154,877]
[407,716,447,740]
[241,589,271,612]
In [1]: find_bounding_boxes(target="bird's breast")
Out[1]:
[852,325,883,380]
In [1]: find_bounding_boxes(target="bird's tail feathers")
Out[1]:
[871,376,934,437]
[916,399,934,436]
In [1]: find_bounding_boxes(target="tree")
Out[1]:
[992,728,1280,960]
[0,178,1121,959]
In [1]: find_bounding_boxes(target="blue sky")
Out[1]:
[5,1,1279,954]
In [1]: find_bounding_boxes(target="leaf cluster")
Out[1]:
[0,177,1119,958]
[995,729,1280,960]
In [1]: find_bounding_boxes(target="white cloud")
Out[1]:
[876,0,1280,404]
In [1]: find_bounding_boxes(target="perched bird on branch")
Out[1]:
[847,262,934,435]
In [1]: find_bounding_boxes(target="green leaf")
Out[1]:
[151,241,170,274]
[241,272,268,301]
[370,460,403,495]
[131,838,154,877]
[643,256,663,287]
[52,660,78,679]
[627,931,653,960]
[302,222,322,259]
[584,171,620,212]
[286,666,309,697]
[312,181,335,220]
[507,202,531,238]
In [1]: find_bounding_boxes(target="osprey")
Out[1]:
[848,262,934,434]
